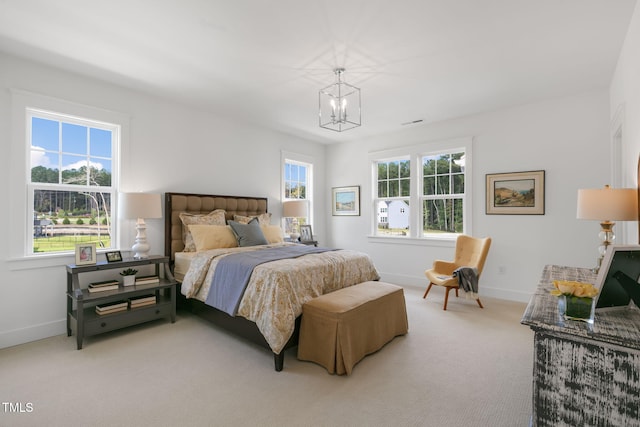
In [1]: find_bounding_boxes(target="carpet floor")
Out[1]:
[0,287,533,427]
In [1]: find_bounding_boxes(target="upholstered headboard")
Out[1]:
[164,192,268,263]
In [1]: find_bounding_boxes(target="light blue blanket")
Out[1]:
[205,245,334,316]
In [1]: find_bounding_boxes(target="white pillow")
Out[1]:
[188,224,238,251]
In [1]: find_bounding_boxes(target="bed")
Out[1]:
[164,192,380,371]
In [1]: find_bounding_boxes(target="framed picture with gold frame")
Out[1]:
[486,170,545,215]
[75,243,97,265]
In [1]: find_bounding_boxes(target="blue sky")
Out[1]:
[31,117,112,172]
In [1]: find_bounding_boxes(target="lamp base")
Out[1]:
[594,220,616,273]
[131,218,150,259]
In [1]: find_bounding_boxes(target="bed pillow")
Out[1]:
[228,218,269,247]
[188,225,238,251]
[179,210,226,252]
[233,212,272,225]
[261,225,284,244]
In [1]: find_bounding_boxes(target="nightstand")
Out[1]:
[66,255,177,349]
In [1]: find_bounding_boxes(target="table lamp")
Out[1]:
[119,192,163,259]
[282,200,309,240]
[577,185,638,270]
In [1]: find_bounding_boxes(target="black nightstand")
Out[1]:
[299,240,318,247]
[66,255,176,349]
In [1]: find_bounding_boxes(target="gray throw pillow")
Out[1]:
[228,218,268,247]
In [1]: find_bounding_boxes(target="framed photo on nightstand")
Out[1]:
[300,225,313,242]
[75,243,97,265]
[105,251,123,263]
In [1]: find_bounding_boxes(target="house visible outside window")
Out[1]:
[28,108,119,255]
[370,138,472,241]
[282,152,313,236]
[375,159,411,236]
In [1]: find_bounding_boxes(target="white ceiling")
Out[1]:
[0,0,636,144]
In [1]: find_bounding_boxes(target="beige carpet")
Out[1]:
[0,287,533,427]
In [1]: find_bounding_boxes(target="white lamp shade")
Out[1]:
[283,200,309,217]
[577,186,638,221]
[119,193,163,219]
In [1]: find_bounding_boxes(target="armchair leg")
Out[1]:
[476,298,484,309]
[423,282,434,299]
[443,287,456,311]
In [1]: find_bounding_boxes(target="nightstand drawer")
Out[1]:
[84,302,172,335]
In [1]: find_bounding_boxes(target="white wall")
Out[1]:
[611,3,640,246]
[0,52,326,348]
[326,90,614,302]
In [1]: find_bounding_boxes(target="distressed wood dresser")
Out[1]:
[521,265,640,426]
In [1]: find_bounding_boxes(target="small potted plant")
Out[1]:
[120,268,138,286]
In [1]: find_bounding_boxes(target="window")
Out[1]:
[10,91,128,261]
[375,158,411,236]
[282,152,313,236]
[28,109,119,254]
[371,138,472,240]
[422,152,465,235]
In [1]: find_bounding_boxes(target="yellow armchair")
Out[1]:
[423,235,492,310]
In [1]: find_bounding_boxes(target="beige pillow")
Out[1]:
[188,225,238,251]
[233,213,272,226]
[179,210,226,251]
[261,225,284,244]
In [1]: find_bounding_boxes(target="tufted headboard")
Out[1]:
[164,192,268,263]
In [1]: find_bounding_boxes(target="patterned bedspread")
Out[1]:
[180,243,380,353]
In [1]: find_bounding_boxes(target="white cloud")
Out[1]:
[31,146,52,168]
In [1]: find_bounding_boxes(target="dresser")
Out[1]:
[521,265,640,426]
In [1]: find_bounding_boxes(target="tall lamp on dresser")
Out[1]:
[577,184,637,271]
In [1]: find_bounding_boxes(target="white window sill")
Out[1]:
[367,235,456,248]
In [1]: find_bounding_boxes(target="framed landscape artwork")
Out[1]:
[332,186,360,216]
[486,170,545,215]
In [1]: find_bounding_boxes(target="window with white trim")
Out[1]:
[421,151,465,235]
[282,152,313,237]
[28,109,119,254]
[371,138,472,240]
[375,158,411,236]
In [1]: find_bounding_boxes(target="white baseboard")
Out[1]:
[0,319,66,349]
[377,272,532,303]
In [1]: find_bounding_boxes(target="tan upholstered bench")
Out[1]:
[297,281,408,375]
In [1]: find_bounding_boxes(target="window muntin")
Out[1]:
[29,109,117,254]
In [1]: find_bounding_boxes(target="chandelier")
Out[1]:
[319,68,361,132]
